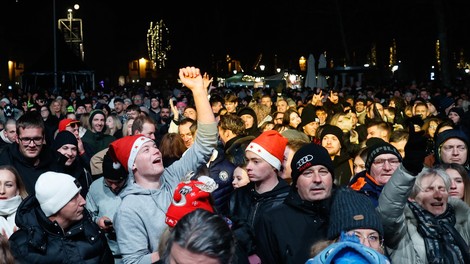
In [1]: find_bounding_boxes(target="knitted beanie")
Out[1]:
[52,130,78,150]
[246,130,288,170]
[327,187,383,240]
[320,124,344,147]
[35,172,82,217]
[290,143,334,186]
[165,176,217,228]
[89,109,105,126]
[365,138,402,173]
[434,129,469,165]
[102,150,128,181]
[448,107,464,118]
[299,105,320,128]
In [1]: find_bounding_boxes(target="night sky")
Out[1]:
[1,0,469,85]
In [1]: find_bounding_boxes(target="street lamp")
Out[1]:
[299,56,307,71]
[53,0,58,93]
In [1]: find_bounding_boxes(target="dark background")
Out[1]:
[1,0,469,86]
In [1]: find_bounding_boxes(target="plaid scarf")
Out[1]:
[408,201,470,264]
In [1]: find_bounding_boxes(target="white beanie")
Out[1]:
[35,172,82,217]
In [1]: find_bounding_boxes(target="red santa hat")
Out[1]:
[165,176,218,228]
[246,130,288,170]
[108,135,154,176]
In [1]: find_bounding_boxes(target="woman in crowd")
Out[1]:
[352,146,368,175]
[105,113,123,139]
[122,118,134,137]
[159,132,187,167]
[440,163,470,206]
[232,164,249,189]
[277,108,309,142]
[448,107,464,127]
[0,165,28,238]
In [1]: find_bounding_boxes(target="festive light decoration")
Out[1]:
[389,38,397,69]
[147,20,171,69]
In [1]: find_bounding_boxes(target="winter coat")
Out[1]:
[377,164,470,263]
[332,151,353,186]
[81,130,116,155]
[197,147,235,216]
[9,195,113,264]
[256,189,335,264]
[0,143,54,195]
[229,178,290,255]
[349,170,383,207]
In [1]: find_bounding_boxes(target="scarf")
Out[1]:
[0,195,22,216]
[0,195,22,237]
[408,201,470,264]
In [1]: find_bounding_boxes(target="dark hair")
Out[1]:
[179,118,197,135]
[132,115,156,135]
[161,209,235,264]
[218,114,245,136]
[434,118,455,139]
[126,104,141,113]
[16,111,45,137]
[389,129,409,144]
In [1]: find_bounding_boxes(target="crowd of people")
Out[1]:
[0,66,469,263]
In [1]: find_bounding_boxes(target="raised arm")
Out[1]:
[178,67,215,124]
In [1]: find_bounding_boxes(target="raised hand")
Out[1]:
[179,67,204,92]
[402,123,428,175]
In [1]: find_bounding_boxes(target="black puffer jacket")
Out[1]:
[229,178,290,255]
[9,195,113,264]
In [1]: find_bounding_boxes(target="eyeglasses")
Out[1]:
[67,122,80,129]
[348,231,383,247]
[372,158,400,167]
[19,137,43,146]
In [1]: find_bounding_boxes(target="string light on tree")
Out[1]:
[147,20,171,69]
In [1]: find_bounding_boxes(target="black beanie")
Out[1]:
[448,107,464,118]
[299,105,319,128]
[102,151,128,181]
[365,138,402,173]
[327,187,383,240]
[52,131,78,150]
[434,129,469,165]
[89,109,105,126]
[290,143,334,186]
[320,124,344,147]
